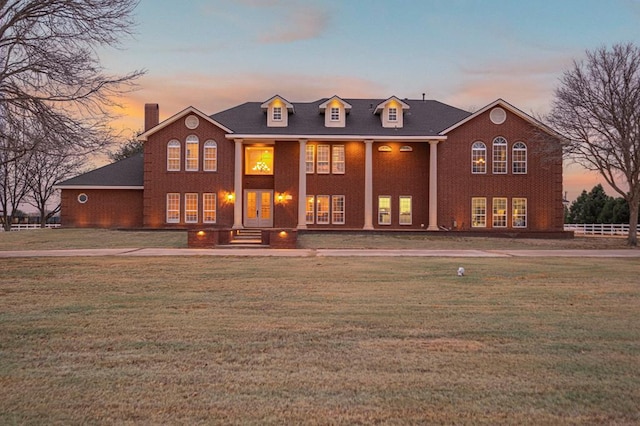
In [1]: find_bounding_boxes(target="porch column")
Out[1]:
[233,139,243,229]
[363,139,374,230]
[297,139,307,229]
[427,140,439,231]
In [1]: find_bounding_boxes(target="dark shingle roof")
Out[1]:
[211,98,471,136]
[57,154,144,187]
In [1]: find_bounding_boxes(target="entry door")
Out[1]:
[244,190,273,228]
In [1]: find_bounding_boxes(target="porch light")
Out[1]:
[279,230,288,238]
[276,193,285,203]
[225,193,235,203]
[197,230,206,237]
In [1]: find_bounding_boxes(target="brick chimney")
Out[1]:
[144,103,159,132]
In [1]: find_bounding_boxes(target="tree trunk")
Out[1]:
[628,198,639,246]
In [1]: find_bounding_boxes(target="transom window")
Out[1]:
[388,107,398,121]
[378,196,391,225]
[166,193,180,223]
[512,142,527,174]
[185,193,198,223]
[203,140,217,172]
[167,140,181,171]
[472,197,487,227]
[513,198,527,227]
[472,142,487,174]
[492,198,507,227]
[493,137,507,174]
[399,196,412,225]
[186,135,199,171]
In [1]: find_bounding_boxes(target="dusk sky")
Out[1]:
[100,0,640,201]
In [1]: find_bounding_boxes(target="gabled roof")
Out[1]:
[260,95,295,113]
[56,154,144,189]
[439,98,568,141]
[212,98,470,137]
[319,95,352,113]
[374,96,411,114]
[138,106,232,141]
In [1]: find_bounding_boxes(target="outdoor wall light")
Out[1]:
[225,193,235,203]
[279,230,288,238]
[197,230,206,237]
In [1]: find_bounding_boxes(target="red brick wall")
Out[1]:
[438,108,564,231]
[60,189,143,228]
[143,114,235,229]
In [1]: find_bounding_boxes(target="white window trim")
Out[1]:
[471,197,487,228]
[305,195,315,224]
[388,107,398,122]
[330,107,340,121]
[185,193,198,223]
[317,145,330,174]
[512,198,527,228]
[166,193,180,223]
[399,196,412,225]
[316,195,330,224]
[378,195,392,225]
[167,140,181,171]
[203,193,217,223]
[331,195,345,224]
[492,197,507,228]
[472,141,487,174]
[185,135,199,171]
[273,106,282,121]
[203,140,217,172]
[305,145,315,174]
[493,137,507,174]
[332,145,345,174]
[512,142,527,174]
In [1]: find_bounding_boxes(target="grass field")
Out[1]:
[1,251,639,424]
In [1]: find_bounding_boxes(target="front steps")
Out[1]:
[228,229,266,247]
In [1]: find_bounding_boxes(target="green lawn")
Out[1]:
[1,256,638,424]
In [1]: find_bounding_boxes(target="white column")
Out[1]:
[363,139,374,230]
[297,139,307,229]
[427,140,439,231]
[233,139,243,229]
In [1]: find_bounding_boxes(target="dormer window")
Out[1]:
[273,106,282,121]
[374,96,410,128]
[388,107,398,122]
[330,107,340,121]
[319,96,352,128]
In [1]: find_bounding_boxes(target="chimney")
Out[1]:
[144,103,159,132]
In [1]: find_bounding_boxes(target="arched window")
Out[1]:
[185,135,199,171]
[204,140,217,171]
[512,142,527,174]
[471,141,486,174]
[167,140,180,171]
[493,137,507,174]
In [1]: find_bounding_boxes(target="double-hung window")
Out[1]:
[305,195,315,224]
[332,145,345,174]
[330,107,340,121]
[185,193,198,223]
[399,196,412,225]
[388,107,397,122]
[166,193,180,223]
[317,145,330,174]
[186,135,199,171]
[203,193,216,223]
[332,195,345,224]
[512,198,527,228]
[493,137,507,174]
[472,142,487,174]
[305,145,315,173]
[492,198,507,228]
[472,197,487,227]
[316,195,330,224]
[273,107,282,121]
[378,196,391,225]
[167,140,181,171]
[203,140,217,172]
[512,142,527,174]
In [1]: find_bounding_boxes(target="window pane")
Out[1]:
[186,135,199,171]
[167,140,180,171]
[493,137,507,174]
[492,198,507,227]
[513,198,527,227]
[513,142,527,174]
[316,195,329,224]
[245,147,274,175]
[378,196,391,225]
[204,140,217,172]
[305,145,315,174]
[399,196,412,225]
[330,107,340,121]
[332,145,345,174]
[185,193,198,223]
[472,197,486,227]
[317,145,330,174]
[306,195,315,224]
[203,193,216,223]
[332,195,345,224]
[273,107,282,121]
[388,107,397,121]
[166,193,180,223]
[472,142,486,173]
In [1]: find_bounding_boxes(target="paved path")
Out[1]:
[0,248,639,258]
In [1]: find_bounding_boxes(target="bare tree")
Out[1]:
[0,137,31,230]
[549,43,640,246]
[0,0,145,164]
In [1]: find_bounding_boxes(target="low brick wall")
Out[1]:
[266,229,297,248]
[187,228,224,248]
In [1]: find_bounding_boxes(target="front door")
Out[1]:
[244,190,273,228]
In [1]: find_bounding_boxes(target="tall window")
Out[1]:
[203,193,216,223]
[493,137,507,174]
[388,107,397,121]
[332,145,345,174]
[332,195,345,224]
[399,196,412,225]
[316,195,330,224]
[317,145,330,174]
[492,198,507,228]
[273,106,282,121]
[512,142,527,174]
[472,142,486,174]
[305,145,315,174]
[167,140,180,171]
[330,107,340,121]
[185,193,198,223]
[186,135,199,171]
[378,196,391,225]
[305,195,315,224]
[472,197,486,227]
[203,140,217,172]
[513,198,527,228]
[166,193,180,223]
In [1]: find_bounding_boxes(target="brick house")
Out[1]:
[58,95,566,235]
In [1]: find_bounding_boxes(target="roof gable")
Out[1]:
[138,106,232,141]
[374,96,410,114]
[319,96,352,112]
[260,95,295,113]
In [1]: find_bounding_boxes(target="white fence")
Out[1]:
[1,224,61,231]
[564,223,629,236]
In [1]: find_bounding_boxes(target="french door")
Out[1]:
[244,190,273,228]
